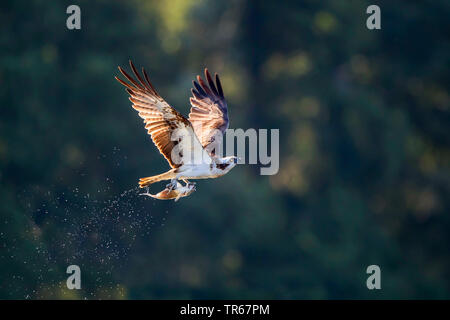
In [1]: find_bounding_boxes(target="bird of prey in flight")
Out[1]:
[115,61,237,195]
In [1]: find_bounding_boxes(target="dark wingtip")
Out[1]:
[204,68,212,84]
[128,60,136,75]
[193,80,207,97]
[215,73,224,98]
[141,67,158,95]
[205,68,219,96]
[191,88,202,100]
[117,66,126,76]
[114,75,123,86]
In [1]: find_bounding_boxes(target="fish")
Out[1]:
[139,181,196,201]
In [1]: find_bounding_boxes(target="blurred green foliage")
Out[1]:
[0,0,449,299]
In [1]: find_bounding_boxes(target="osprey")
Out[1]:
[115,61,237,192]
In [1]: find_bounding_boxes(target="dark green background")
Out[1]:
[1,0,449,299]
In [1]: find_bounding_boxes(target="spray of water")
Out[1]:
[11,148,170,298]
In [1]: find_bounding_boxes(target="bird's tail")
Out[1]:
[138,169,177,188]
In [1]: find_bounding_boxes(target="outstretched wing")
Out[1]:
[188,68,228,155]
[115,61,212,168]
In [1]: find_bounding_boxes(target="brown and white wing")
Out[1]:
[115,61,212,168]
[188,68,229,156]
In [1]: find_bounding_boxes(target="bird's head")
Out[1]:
[218,156,238,172]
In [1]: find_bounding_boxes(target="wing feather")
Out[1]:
[116,60,211,168]
[188,68,229,155]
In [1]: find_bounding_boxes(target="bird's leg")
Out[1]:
[183,179,196,189]
[166,178,178,191]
